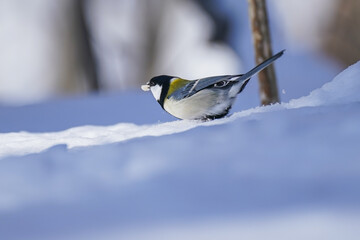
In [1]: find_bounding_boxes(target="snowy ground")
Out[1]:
[1,61,360,239]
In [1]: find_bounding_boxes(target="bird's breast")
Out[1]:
[164,89,232,120]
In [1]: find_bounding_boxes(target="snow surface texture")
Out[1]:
[1,61,359,158]
[1,62,360,240]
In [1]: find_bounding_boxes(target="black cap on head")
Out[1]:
[149,75,175,87]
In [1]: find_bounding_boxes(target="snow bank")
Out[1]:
[52,210,360,240]
[0,121,199,158]
[1,61,359,159]
[0,62,360,240]
[288,61,360,107]
[1,104,360,240]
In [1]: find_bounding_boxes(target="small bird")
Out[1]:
[142,50,284,120]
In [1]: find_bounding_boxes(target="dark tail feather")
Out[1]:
[237,50,285,83]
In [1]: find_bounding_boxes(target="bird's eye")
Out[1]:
[149,81,156,86]
[214,81,228,87]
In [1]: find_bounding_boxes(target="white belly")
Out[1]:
[164,89,233,120]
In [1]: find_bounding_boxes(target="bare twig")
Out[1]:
[248,0,279,105]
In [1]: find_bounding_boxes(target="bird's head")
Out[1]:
[141,75,175,102]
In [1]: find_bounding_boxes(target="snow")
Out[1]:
[1,61,360,240]
[288,61,360,107]
[1,62,359,158]
[0,121,198,158]
[65,212,360,240]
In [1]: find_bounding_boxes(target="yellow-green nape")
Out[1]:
[167,78,190,97]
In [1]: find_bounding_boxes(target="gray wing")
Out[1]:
[169,75,240,100]
[169,49,285,101]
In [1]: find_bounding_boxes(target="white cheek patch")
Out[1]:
[151,85,162,101]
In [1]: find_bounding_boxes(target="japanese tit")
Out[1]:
[142,50,284,120]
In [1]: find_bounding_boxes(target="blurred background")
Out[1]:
[1,1,360,239]
[0,0,359,106]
